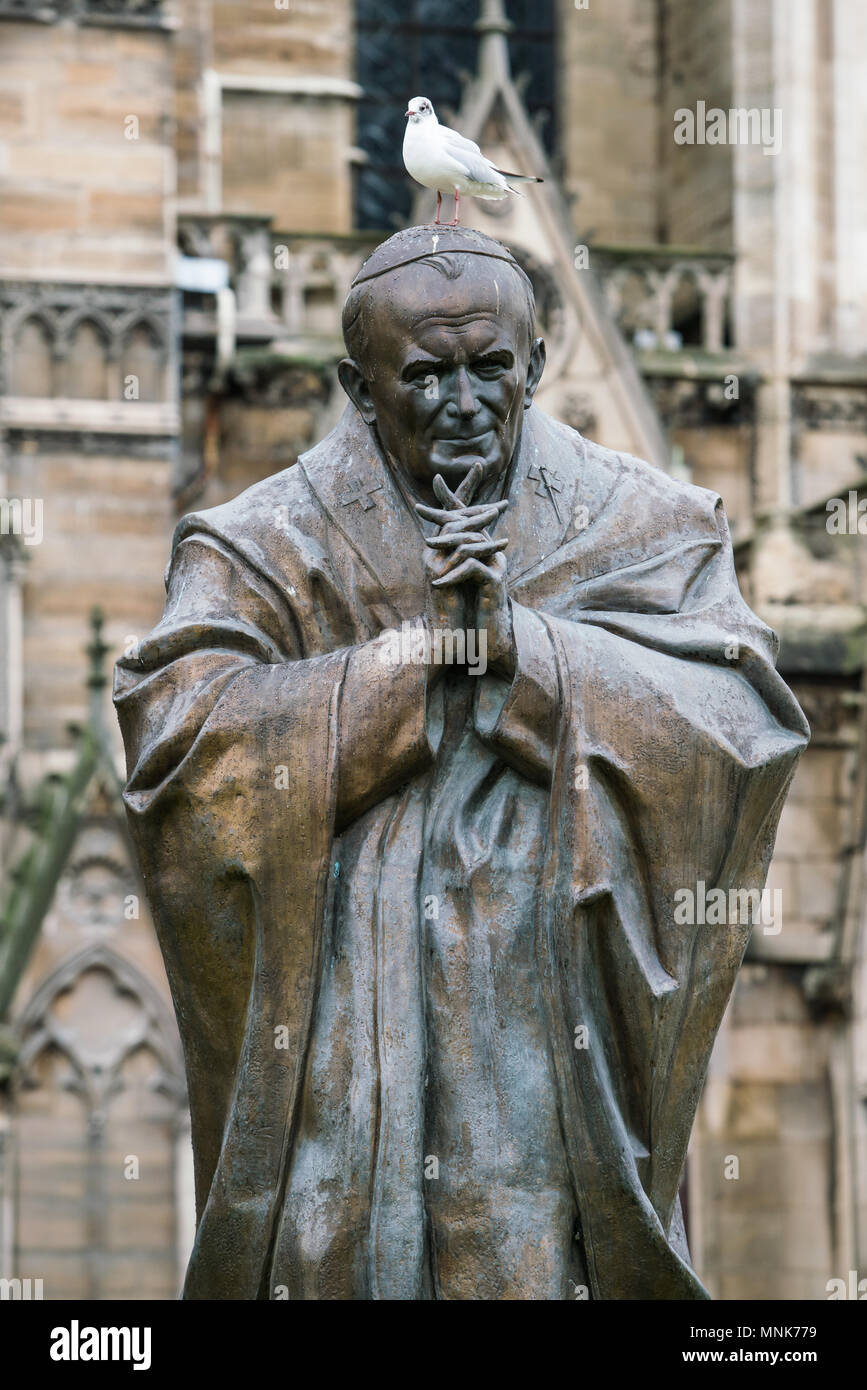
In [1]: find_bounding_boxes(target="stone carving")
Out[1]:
[0,282,172,406]
[594,248,734,354]
[645,374,757,431]
[791,383,867,432]
[115,225,808,1300]
[16,944,183,1110]
[0,0,164,24]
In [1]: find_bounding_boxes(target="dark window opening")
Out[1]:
[354,0,555,230]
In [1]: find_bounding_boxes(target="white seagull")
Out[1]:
[403,95,543,225]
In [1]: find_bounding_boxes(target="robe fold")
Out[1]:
[114,402,808,1300]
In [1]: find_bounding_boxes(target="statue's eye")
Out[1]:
[403,364,440,386]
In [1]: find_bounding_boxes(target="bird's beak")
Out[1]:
[405,110,411,118]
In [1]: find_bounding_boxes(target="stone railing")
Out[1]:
[177,215,379,351]
[175,221,737,364]
[178,214,276,335]
[591,245,736,355]
[269,233,380,346]
[0,0,166,24]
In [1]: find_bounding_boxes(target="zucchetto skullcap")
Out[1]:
[350,224,524,286]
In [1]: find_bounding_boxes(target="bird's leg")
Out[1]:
[434,190,442,225]
[447,188,460,226]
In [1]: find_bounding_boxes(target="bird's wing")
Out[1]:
[437,127,501,185]
[439,123,483,157]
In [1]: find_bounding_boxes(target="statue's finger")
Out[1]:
[432,557,489,586]
[432,474,460,509]
[415,503,460,524]
[458,499,509,519]
[439,507,503,532]
[427,530,490,548]
[415,498,506,521]
[454,461,483,505]
[416,506,498,531]
[438,538,507,575]
[456,538,509,557]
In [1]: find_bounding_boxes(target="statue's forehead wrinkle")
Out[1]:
[373,275,522,326]
[413,311,504,329]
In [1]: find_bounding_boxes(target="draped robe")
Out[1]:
[114,402,808,1300]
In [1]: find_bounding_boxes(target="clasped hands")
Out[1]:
[414,461,516,680]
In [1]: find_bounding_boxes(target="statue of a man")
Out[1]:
[115,226,808,1300]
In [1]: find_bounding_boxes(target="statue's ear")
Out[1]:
[524,337,546,408]
[338,358,376,424]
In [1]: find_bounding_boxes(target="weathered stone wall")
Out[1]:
[174,0,356,231]
[693,687,862,1300]
[0,20,175,281]
[5,441,173,753]
[660,0,735,249]
[557,0,661,245]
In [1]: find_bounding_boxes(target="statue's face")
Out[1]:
[340,259,545,497]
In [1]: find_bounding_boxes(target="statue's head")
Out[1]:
[339,226,545,498]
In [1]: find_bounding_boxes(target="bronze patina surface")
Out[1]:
[115,225,808,1300]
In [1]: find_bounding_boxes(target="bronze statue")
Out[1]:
[114,225,808,1300]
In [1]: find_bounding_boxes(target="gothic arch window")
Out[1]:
[11,946,187,1301]
[10,316,55,397]
[63,319,110,399]
[120,321,165,403]
[354,0,556,229]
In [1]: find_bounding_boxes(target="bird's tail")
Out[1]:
[497,170,543,184]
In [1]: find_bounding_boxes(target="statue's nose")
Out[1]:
[445,367,479,419]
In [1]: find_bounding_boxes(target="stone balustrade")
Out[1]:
[177,219,738,364]
[177,215,381,351]
[591,244,736,355]
[269,234,379,346]
[0,0,165,24]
